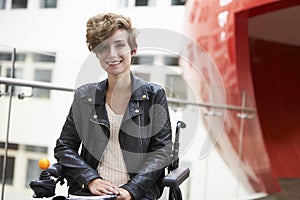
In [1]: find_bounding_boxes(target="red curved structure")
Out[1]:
[182,0,300,195]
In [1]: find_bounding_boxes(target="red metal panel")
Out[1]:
[182,0,300,195]
[249,38,300,178]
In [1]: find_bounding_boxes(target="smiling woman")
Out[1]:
[95,29,135,79]
[54,13,173,200]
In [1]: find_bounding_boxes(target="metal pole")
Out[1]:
[167,97,256,113]
[1,48,16,200]
[236,91,247,199]
[0,77,256,114]
[0,77,74,92]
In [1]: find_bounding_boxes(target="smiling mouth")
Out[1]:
[106,60,122,65]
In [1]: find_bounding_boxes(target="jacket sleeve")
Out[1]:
[121,87,173,199]
[54,92,101,188]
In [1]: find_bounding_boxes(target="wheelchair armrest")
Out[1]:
[162,167,190,188]
[47,163,63,178]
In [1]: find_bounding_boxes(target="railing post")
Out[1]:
[1,48,16,200]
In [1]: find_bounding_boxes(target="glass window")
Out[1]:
[165,74,187,100]
[0,52,25,61]
[171,0,185,6]
[6,68,22,78]
[0,52,12,61]
[0,156,15,185]
[33,53,56,63]
[164,56,179,66]
[16,53,26,61]
[40,0,57,8]
[26,159,42,188]
[0,0,6,9]
[33,69,52,98]
[135,0,148,6]
[132,55,154,65]
[12,0,27,8]
[25,145,48,153]
[135,0,155,6]
[0,142,19,150]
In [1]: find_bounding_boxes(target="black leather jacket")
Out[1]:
[54,73,172,199]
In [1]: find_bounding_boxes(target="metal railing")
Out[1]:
[0,77,74,94]
[0,75,256,200]
[0,77,256,114]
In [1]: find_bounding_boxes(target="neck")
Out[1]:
[107,71,131,94]
[106,71,132,114]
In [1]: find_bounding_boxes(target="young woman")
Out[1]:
[54,13,172,200]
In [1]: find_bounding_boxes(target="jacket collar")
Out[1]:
[92,71,149,105]
[87,72,150,128]
[130,72,150,101]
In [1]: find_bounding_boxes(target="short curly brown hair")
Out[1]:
[86,13,138,52]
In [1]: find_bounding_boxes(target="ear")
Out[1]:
[131,48,137,56]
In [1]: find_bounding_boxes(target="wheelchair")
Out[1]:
[29,121,189,200]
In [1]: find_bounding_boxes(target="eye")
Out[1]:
[100,45,109,51]
[116,42,126,48]
[93,44,109,54]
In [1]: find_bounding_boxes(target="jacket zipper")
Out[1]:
[137,101,144,160]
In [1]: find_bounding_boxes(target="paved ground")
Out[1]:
[257,178,300,200]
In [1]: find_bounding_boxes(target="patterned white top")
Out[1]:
[97,103,130,186]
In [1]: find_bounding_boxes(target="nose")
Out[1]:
[108,45,118,57]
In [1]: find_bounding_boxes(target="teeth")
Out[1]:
[108,60,121,65]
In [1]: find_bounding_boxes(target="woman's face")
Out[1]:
[95,29,136,77]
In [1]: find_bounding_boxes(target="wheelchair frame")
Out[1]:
[29,121,189,200]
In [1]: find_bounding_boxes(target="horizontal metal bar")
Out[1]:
[167,98,256,113]
[0,77,256,113]
[0,77,74,92]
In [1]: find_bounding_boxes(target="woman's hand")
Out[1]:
[115,188,132,200]
[88,178,120,196]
